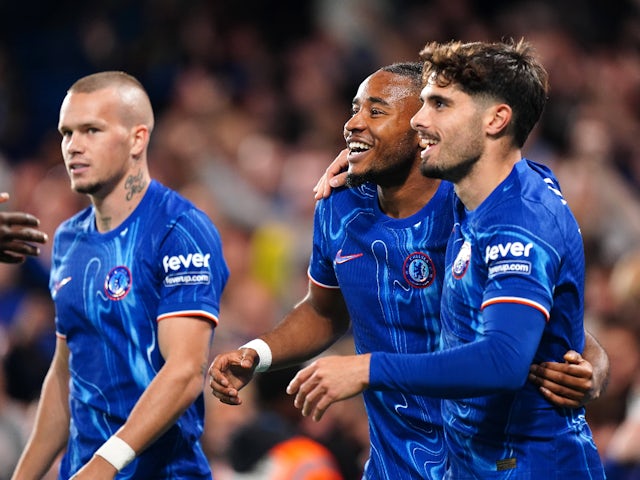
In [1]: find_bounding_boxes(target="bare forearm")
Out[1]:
[209,286,349,406]
[115,361,206,454]
[261,297,349,369]
[70,317,211,477]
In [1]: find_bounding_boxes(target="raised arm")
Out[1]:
[209,281,350,405]
[528,330,610,407]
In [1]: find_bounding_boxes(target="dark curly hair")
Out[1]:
[419,39,549,148]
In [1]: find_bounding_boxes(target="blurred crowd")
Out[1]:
[0,0,639,478]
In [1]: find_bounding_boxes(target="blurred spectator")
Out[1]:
[550,113,640,265]
[297,338,369,479]
[0,1,638,478]
[586,319,640,452]
[225,365,344,480]
[600,251,640,478]
[0,353,26,479]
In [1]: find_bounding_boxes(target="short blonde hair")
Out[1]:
[68,71,154,132]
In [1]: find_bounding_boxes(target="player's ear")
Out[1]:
[485,103,512,136]
[130,124,150,158]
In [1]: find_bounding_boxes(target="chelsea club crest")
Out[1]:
[403,252,435,288]
[452,241,471,279]
[104,266,132,300]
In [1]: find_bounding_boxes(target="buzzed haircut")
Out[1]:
[69,71,145,94]
[68,71,155,131]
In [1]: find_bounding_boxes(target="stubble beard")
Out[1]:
[72,180,102,196]
[419,135,483,184]
[345,170,370,188]
[420,155,479,183]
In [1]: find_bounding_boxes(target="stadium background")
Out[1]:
[0,0,639,478]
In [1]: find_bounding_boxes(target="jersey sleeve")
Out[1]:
[156,209,229,324]
[308,199,339,288]
[369,302,546,396]
[479,223,560,320]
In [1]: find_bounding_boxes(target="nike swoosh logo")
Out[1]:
[334,249,363,264]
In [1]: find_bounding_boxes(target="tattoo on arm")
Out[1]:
[124,171,147,201]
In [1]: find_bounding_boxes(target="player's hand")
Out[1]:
[286,354,369,421]
[0,193,48,263]
[69,454,117,479]
[313,149,349,200]
[208,349,258,405]
[528,350,595,408]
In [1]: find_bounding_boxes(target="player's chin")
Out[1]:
[345,168,374,188]
[71,180,102,196]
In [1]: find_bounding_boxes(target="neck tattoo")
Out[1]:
[124,171,147,201]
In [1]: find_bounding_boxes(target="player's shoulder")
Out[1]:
[149,180,192,210]
[517,160,577,223]
[481,160,579,242]
[517,159,563,198]
[55,204,94,237]
[149,181,209,222]
[317,182,377,211]
[133,182,219,250]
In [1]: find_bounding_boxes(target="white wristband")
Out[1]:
[240,339,272,372]
[94,435,136,472]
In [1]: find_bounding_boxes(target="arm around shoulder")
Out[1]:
[528,330,610,407]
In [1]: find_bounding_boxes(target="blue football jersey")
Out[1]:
[309,180,454,479]
[50,180,229,479]
[441,159,604,478]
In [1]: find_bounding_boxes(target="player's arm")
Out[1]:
[313,149,349,200]
[289,302,546,421]
[263,282,351,367]
[209,281,350,405]
[0,192,48,263]
[72,315,214,479]
[529,330,610,408]
[12,336,71,480]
